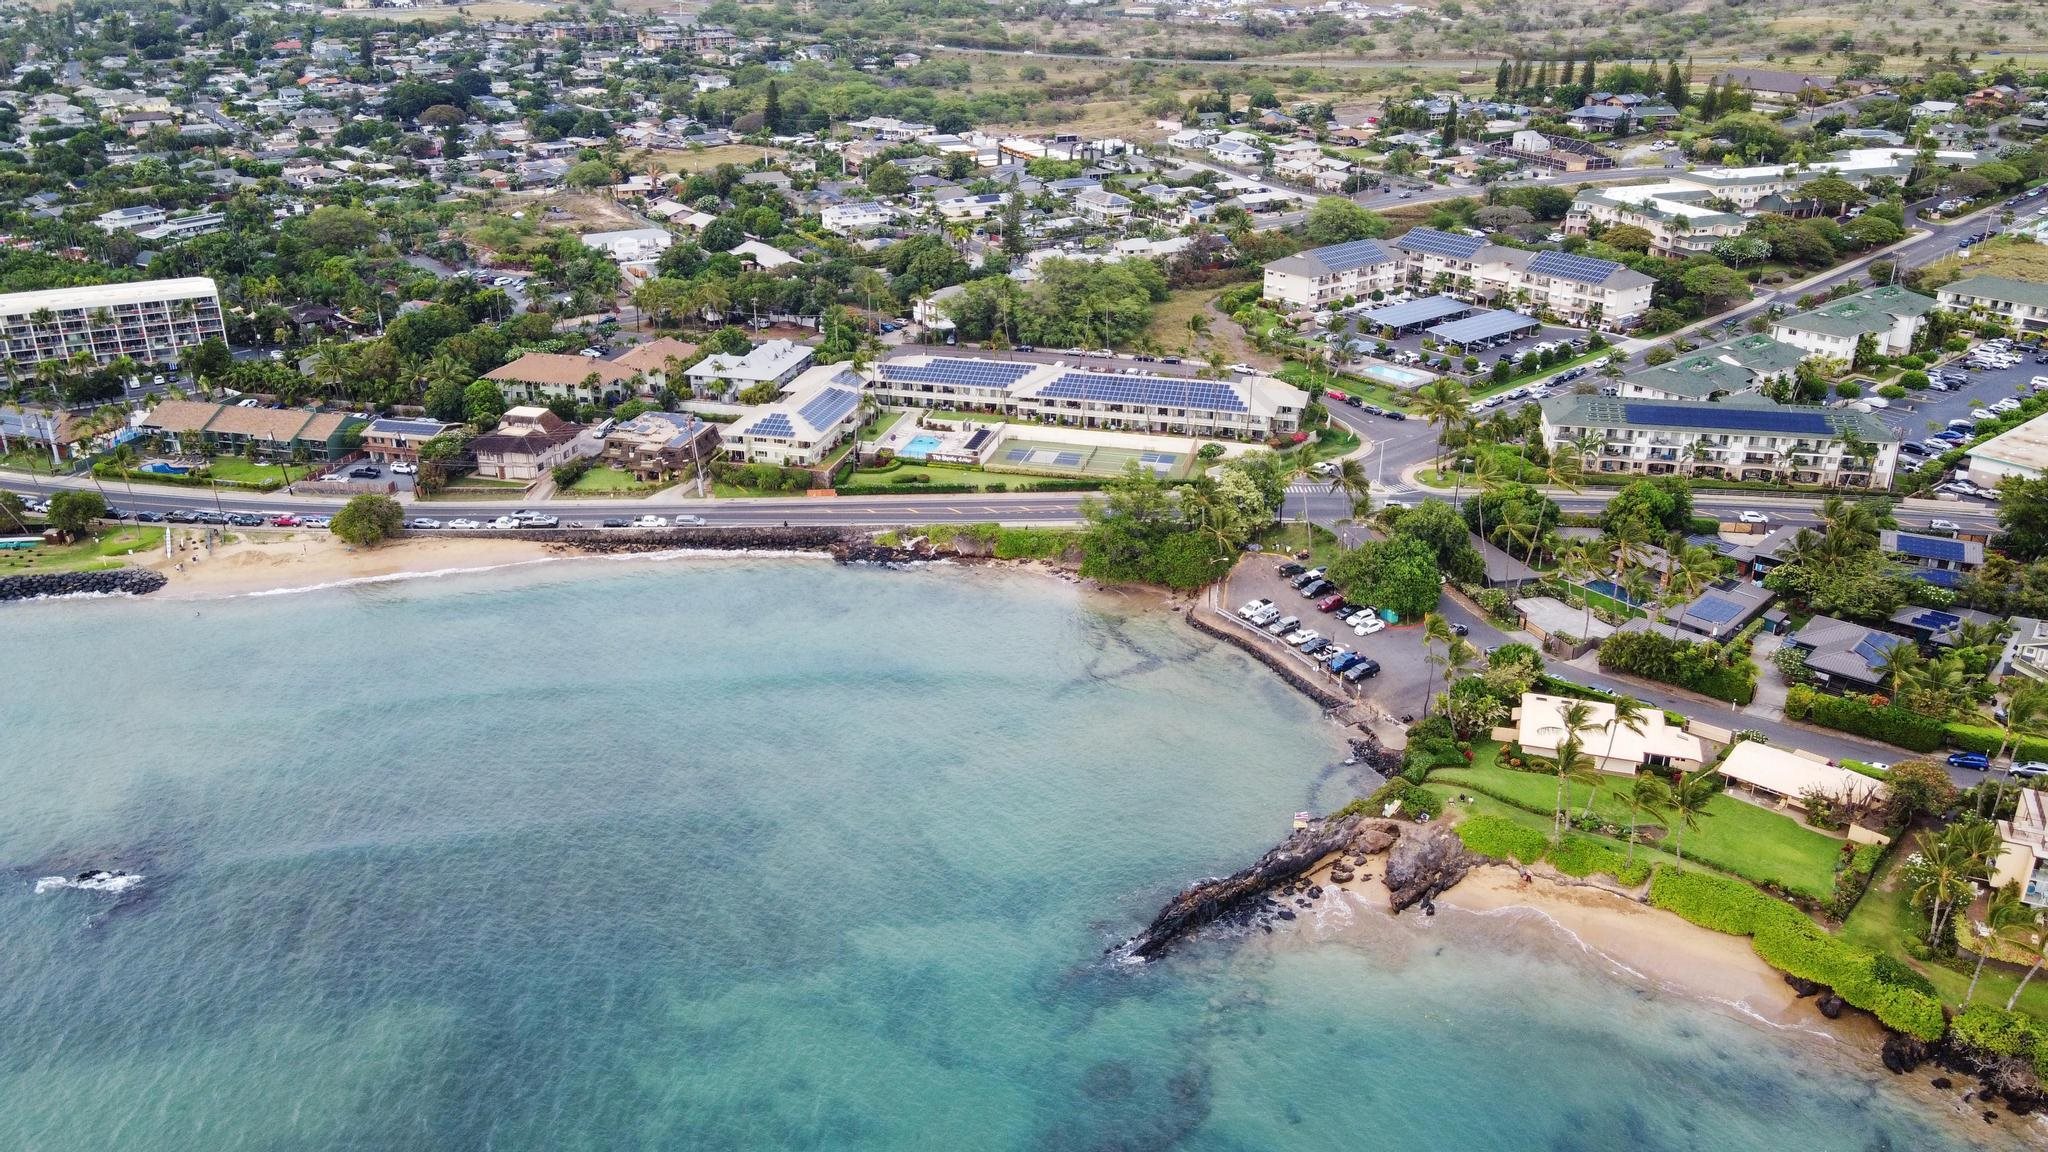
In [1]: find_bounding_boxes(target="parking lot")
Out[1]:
[1876,343,2048,508]
[1222,557,1435,721]
[322,461,416,493]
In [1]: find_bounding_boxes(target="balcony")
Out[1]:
[2028,861,2048,908]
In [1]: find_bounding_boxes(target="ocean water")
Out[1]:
[0,559,2023,1151]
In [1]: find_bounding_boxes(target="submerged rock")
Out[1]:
[1384,825,1473,914]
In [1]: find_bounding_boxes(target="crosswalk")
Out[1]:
[1286,481,1422,497]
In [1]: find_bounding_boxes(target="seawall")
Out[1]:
[458,527,852,553]
[0,568,168,601]
[1184,607,1349,710]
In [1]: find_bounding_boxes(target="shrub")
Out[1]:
[1952,1003,2040,1058]
[1368,778,1443,820]
[550,455,594,486]
[330,493,405,547]
[1783,686,1944,751]
[1454,814,1549,864]
[1871,952,1937,998]
[1649,868,1805,936]
[992,527,1080,560]
[1596,630,1757,704]
[1946,723,2048,763]
[1550,834,1652,886]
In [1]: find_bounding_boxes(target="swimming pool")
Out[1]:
[1582,578,1646,607]
[1356,362,1429,388]
[139,462,191,475]
[898,434,943,460]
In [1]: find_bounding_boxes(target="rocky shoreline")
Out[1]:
[0,568,167,601]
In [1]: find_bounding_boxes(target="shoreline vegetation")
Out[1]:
[21,521,2048,1136]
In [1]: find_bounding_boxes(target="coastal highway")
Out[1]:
[0,467,2006,535]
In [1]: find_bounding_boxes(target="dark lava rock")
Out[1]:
[0,568,167,601]
[1276,908,1296,921]
[1784,975,1822,998]
[1933,1078,1954,1091]
[1121,814,1369,959]
[1817,994,1845,1019]
[1306,885,1323,899]
[1384,825,1474,914]
[1355,823,1400,856]
[1882,1033,1929,1074]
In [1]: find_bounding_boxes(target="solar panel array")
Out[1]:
[1304,238,1392,274]
[1894,533,1968,563]
[749,413,794,438]
[1920,569,1964,589]
[1910,609,1963,632]
[372,418,449,436]
[880,358,1037,389]
[797,386,860,433]
[1037,372,1249,413]
[1361,294,1471,329]
[1528,249,1622,286]
[1428,309,1540,344]
[1686,595,1743,626]
[1619,403,1835,435]
[1393,227,1484,260]
[1852,633,1906,669]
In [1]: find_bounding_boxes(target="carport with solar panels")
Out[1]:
[1426,309,1541,349]
[1357,295,1473,335]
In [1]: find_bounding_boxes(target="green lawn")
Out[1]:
[1426,784,1712,882]
[1274,362,1414,413]
[0,526,164,573]
[566,466,655,495]
[860,410,906,441]
[445,473,528,488]
[1463,347,1613,402]
[205,456,290,486]
[1255,520,1342,569]
[845,461,1012,491]
[921,409,1007,424]
[1430,752,1846,898]
[1840,834,2048,1019]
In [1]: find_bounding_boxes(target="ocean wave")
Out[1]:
[35,870,143,895]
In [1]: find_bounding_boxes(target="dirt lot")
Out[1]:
[1141,288,1268,366]
[632,145,781,175]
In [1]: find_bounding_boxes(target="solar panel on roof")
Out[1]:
[1426,310,1540,344]
[1686,596,1742,625]
[750,413,794,438]
[1306,238,1392,273]
[797,387,860,432]
[1360,294,1472,329]
[1852,633,1906,669]
[1920,569,1963,589]
[1894,534,1967,563]
[1528,249,1621,285]
[1619,402,1835,436]
[1393,226,1483,259]
[1910,609,1963,631]
[1037,372,1249,413]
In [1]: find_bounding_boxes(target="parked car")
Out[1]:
[408,517,442,530]
[676,514,707,526]
[348,466,382,479]
[1299,578,1330,597]
[1737,510,1769,524]
[270,514,300,527]
[1328,651,1359,673]
[443,519,479,530]
[1972,408,1999,421]
[1299,637,1328,656]
[226,513,266,527]
[1249,605,1282,626]
[1342,658,1381,681]
[1947,751,1991,770]
[1316,594,1346,613]
[1354,617,1386,636]
[1265,615,1299,636]
[1240,598,1273,618]
[300,515,331,529]
[1277,562,1306,578]
[1290,567,1326,588]
[634,515,670,528]
[132,510,164,523]
[1928,518,1963,532]
[2010,761,2048,780]
[391,461,418,475]
[601,518,629,528]
[1449,623,1469,637]
[1283,627,1313,645]
[1993,398,2023,413]
[489,516,519,529]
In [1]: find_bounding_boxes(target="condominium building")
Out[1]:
[0,277,225,371]
[1262,228,1652,328]
[1618,333,1804,401]
[685,338,813,400]
[1936,275,2048,332]
[870,353,1309,439]
[725,362,865,467]
[486,351,643,405]
[1565,181,1750,256]
[1770,284,1936,359]
[1539,394,1900,487]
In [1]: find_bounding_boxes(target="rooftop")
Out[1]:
[1718,740,1887,804]
[0,276,220,316]
[486,351,638,389]
[1940,275,2048,310]
[1542,394,1898,442]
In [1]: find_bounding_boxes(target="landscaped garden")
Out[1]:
[0,525,164,573]
[566,465,658,495]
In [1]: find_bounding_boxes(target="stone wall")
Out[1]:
[0,568,167,601]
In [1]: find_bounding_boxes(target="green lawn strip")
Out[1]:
[1426,785,1703,879]
[1462,347,1611,402]
[1253,520,1342,569]
[0,526,164,573]
[1274,362,1414,413]
[1840,838,2048,1020]
[205,456,291,485]
[849,460,1010,490]
[566,466,658,496]
[1429,760,1842,898]
[920,409,1007,424]
[447,474,528,489]
[860,410,906,441]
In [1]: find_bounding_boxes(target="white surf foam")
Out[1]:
[35,872,143,895]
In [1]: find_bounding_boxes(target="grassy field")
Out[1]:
[1255,520,1343,569]
[1431,749,1846,898]
[566,466,656,496]
[205,457,291,486]
[845,461,1012,490]
[861,411,906,441]
[631,145,779,175]
[1141,288,1265,367]
[0,526,163,573]
[1840,834,2048,1019]
[1916,234,2048,293]
[1276,362,1414,413]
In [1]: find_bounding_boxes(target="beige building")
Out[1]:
[870,353,1309,440]
[485,352,641,405]
[467,407,592,481]
[0,276,226,371]
[610,338,699,392]
[1937,275,2048,333]
[1539,394,1900,488]
[1993,789,2048,906]
[1716,740,1887,814]
[1513,692,1704,776]
[724,362,864,467]
[1770,285,1936,360]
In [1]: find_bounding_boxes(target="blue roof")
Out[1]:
[1619,402,1834,435]
[1360,294,1471,328]
[1427,309,1540,344]
[1893,533,1967,563]
[796,386,860,433]
[879,357,1036,389]
[1528,249,1623,286]
[749,413,793,438]
[1686,595,1743,625]
[1296,238,1394,275]
[367,417,450,437]
[1910,609,1963,630]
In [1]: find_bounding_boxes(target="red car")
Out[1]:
[271,514,300,527]
[1315,594,1345,613]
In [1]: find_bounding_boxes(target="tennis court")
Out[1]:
[989,436,1198,479]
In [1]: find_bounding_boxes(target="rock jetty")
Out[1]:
[0,568,166,601]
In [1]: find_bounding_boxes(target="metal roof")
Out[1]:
[1426,309,1540,344]
[1360,294,1472,328]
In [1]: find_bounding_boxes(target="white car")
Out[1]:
[1354,618,1386,636]
[675,514,707,526]
[1283,628,1313,645]
[1228,363,1256,375]
[407,517,442,530]
[1239,598,1273,618]
[1292,630,1323,648]
[1993,398,2022,413]
[1737,510,1769,524]
[633,514,670,528]
[1928,518,1963,532]
[1972,408,1999,421]
[490,516,519,529]
[447,519,482,530]
[1343,610,1374,627]
[390,461,418,475]
[2031,375,2048,388]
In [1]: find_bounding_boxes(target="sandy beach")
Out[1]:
[137,529,562,598]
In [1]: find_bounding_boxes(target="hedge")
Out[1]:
[1452,816,1650,885]
[991,527,1081,560]
[1649,867,1946,1041]
[1597,629,1757,705]
[1945,723,2048,762]
[1369,778,1443,820]
[1783,686,1944,752]
[1951,1004,2048,1081]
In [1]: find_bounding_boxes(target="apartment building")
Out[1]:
[0,277,225,370]
[724,362,865,467]
[1936,275,2048,332]
[1263,229,1650,327]
[485,351,642,404]
[1565,181,1749,256]
[870,353,1309,439]
[685,338,813,400]
[1539,394,1899,487]
[1770,284,1935,359]
[1617,333,1804,401]
[1260,239,1399,310]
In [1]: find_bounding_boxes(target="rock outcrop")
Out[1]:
[1121,816,1402,960]
[1383,824,1473,914]
[0,568,166,601]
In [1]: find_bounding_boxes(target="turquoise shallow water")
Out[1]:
[0,559,2025,1150]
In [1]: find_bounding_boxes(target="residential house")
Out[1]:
[1992,788,2048,907]
[467,406,592,480]
[1782,614,1909,692]
[1074,187,1133,221]
[1717,740,1887,813]
[601,410,722,481]
[610,338,700,391]
[1512,692,1704,775]
[580,226,673,265]
[2000,617,2048,683]
[362,417,460,463]
[820,201,897,235]
[485,352,641,405]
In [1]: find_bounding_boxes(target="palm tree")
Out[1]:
[2006,909,2048,1012]
[1551,700,1596,843]
[1590,697,1648,816]
[1558,541,1598,641]
[1331,457,1371,519]
[1913,835,1972,950]
[1624,774,1673,867]
[1665,769,1720,862]
[1185,312,1210,345]
[1967,884,2032,1005]
[1989,683,2048,816]
[1873,640,1924,703]
[1413,377,1472,475]
[1421,613,1455,720]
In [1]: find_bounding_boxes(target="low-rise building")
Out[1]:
[1966,412,2048,486]
[1881,530,1984,589]
[820,201,897,234]
[1512,692,1704,775]
[581,226,673,264]
[1770,285,1936,360]
[1261,238,1399,310]
[686,339,813,400]
[137,401,358,461]
[1783,614,1909,693]
[486,352,641,405]
[1716,740,1887,813]
[870,352,1309,439]
[724,362,864,467]
[362,416,459,463]
[1999,617,2048,683]
[1991,788,2048,907]
[1936,275,2048,333]
[601,410,722,480]
[610,338,700,391]
[1539,394,1899,487]
[1617,334,1803,401]
[467,406,592,481]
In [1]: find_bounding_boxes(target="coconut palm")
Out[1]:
[1551,700,1596,843]
[1421,613,1455,720]
[1665,769,1720,862]
[1873,640,1924,703]
[1967,883,2032,1005]
[2006,908,2048,1012]
[1989,683,2048,816]
[1624,773,1673,867]
[1413,377,1472,474]
[1914,834,1977,949]
[1589,697,1648,816]
[1330,457,1371,519]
